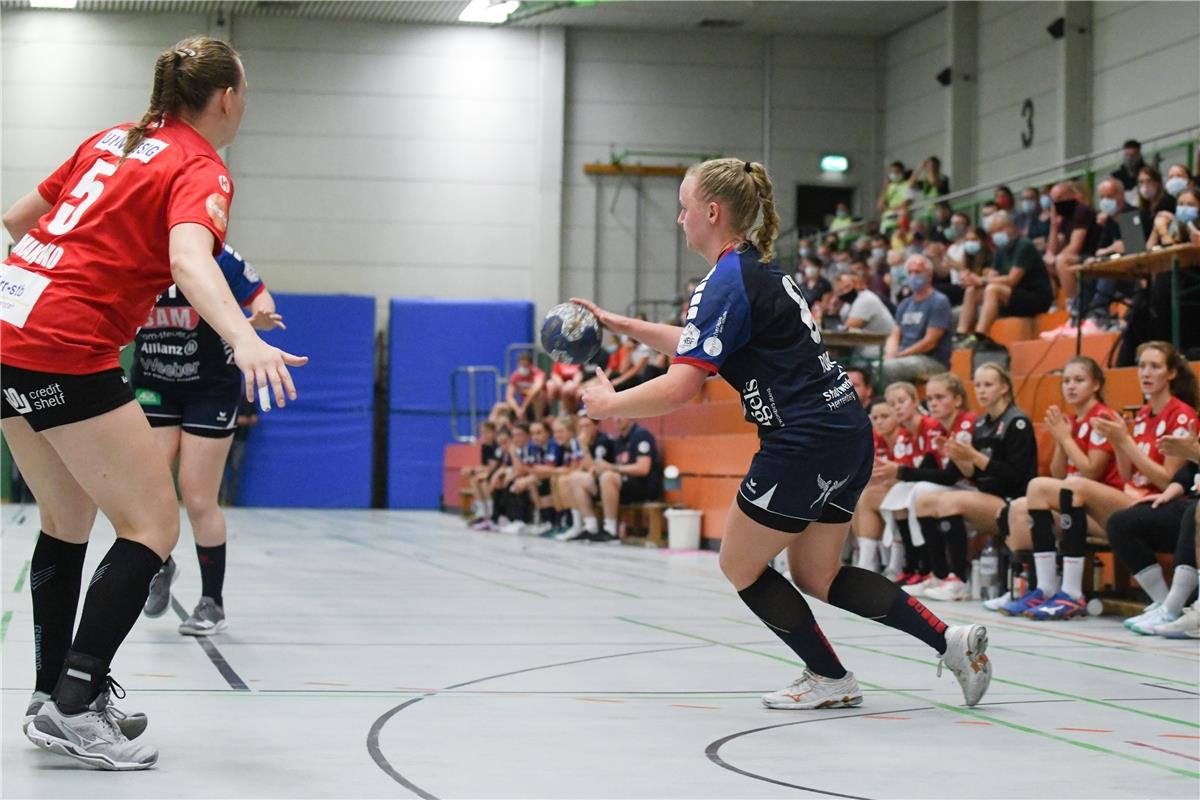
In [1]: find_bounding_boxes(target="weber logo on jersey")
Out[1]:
[94,128,170,163]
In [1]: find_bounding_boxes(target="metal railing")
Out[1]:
[449,366,501,443]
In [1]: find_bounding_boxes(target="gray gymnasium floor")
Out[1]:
[1,504,1198,799]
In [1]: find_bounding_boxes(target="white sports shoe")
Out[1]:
[924,574,970,602]
[1153,605,1200,639]
[26,689,158,770]
[1128,604,1180,636]
[903,575,943,599]
[23,690,147,741]
[1123,601,1163,630]
[499,520,527,535]
[761,669,863,710]
[982,590,1012,612]
[938,624,992,707]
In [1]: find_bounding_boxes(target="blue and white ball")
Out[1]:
[540,303,603,365]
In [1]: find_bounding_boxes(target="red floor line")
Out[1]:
[1160,734,1200,740]
[577,697,624,704]
[671,703,718,710]
[1127,740,1200,762]
[1057,727,1112,733]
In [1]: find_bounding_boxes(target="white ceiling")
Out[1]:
[0,1,947,38]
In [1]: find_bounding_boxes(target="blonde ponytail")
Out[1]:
[685,157,780,264]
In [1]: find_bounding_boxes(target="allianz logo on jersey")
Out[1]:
[742,378,784,427]
[142,306,200,331]
[95,129,170,163]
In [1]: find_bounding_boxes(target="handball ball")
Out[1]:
[540,303,603,365]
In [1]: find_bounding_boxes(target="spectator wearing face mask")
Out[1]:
[930,201,954,242]
[877,160,910,235]
[1014,187,1051,248]
[1111,139,1147,207]
[1045,180,1102,324]
[507,351,547,421]
[1137,166,1176,234]
[1148,187,1200,249]
[882,255,953,383]
[955,212,1053,347]
[979,200,999,235]
[828,271,895,358]
[1070,177,1136,333]
[798,256,832,310]
[1165,164,1195,200]
[829,203,859,245]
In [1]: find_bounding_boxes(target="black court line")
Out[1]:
[170,596,249,692]
[366,643,711,799]
[1143,682,1200,697]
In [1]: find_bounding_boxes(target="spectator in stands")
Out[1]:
[1136,166,1176,234]
[798,255,832,310]
[995,356,1122,618]
[829,202,857,245]
[882,255,952,384]
[1072,177,1134,333]
[1148,187,1200,248]
[993,186,1015,214]
[847,365,875,409]
[939,222,985,307]
[506,352,546,421]
[910,363,1038,602]
[1111,139,1147,207]
[829,271,894,357]
[1165,164,1195,198]
[798,239,815,261]
[463,420,501,524]
[623,338,655,388]
[979,200,999,234]
[877,160,910,234]
[1052,342,1198,628]
[954,211,1053,347]
[564,417,662,544]
[910,156,950,199]
[546,360,584,416]
[1014,187,1045,243]
[1044,180,1101,326]
[930,201,954,242]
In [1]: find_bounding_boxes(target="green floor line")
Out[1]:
[619,617,1199,780]
[722,615,1198,729]
[0,610,11,644]
[12,560,29,593]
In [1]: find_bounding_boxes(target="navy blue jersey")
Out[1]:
[672,243,868,442]
[132,244,264,392]
[590,432,616,464]
[615,423,663,493]
[480,441,502,466]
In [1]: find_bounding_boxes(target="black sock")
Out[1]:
[52,650,111,715]
[1058,489,1087,558]
[737,568,847,679]
[1029,508,1056,553]
[897,518,923,573]
[59,538,163,710]
[539,506,554,525]
[918,517,949,578]
[196,543,226,608]
[828,566,947,654]
[30,532,88,694]
[944,515,968,578]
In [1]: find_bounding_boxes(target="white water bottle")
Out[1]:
[979,538,1001,600]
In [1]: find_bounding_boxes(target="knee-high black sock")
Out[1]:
[1029,509,1056,553]
[1058,489,1087,558]
[196,543,226,607]
[737,568,847,679]
[897,518,924,573]
[918,517,949,578]
[828,566,947,654]
[30,532,88,694]
[943,515,968,579]
[56,538,163,712]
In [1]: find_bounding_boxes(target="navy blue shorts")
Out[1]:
[736,426,873,534]
[135,384,241,439]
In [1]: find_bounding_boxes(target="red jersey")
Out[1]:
[873,430,896,462]
[889,424,920,467]
[1,117,233,374]
[552,362,582,382]
[1067,402,1122,490]
[508,367,546,402]
[916,412,976,468]
[1128,397,1198,496]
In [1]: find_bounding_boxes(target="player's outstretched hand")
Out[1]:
[249,309,286,331]
[236,337,308,410]
[570,297,626,334]
[580,367,616,419]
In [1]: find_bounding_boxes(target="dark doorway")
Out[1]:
[796,185,855,237]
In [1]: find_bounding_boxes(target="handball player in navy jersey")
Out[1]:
[577,158,991,709]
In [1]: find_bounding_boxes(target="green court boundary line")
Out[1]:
[12,559,29,593]
[722,615,1198,729]
[619,617,1199,780]
[0,610,11,644]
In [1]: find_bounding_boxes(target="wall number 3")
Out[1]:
[1020,98,1034,149]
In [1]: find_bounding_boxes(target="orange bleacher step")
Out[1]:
[1009,332,1118,377]
[988,317,1037,348]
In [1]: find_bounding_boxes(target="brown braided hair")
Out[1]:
[685,158,781,263]
[122,36,242,162]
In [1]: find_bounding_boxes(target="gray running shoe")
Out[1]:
[143,555,177,618]
[24,690,147,740]
[26,684,158,770]
[178,596,227,636]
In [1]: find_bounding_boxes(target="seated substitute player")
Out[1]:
[463,421,501,524]
[577,157,990,710]
[137,243,284,636]
[564,417,663,543]
[556,413,616,539]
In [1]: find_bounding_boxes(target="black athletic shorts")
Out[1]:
[0,364,134,432]
[1000,286,1053,318]
[619,475,661,504]
[537,478,553,496]
[736,426,874,534]
[135,384,241,439]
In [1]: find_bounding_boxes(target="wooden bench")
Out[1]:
[619,501,668,547]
